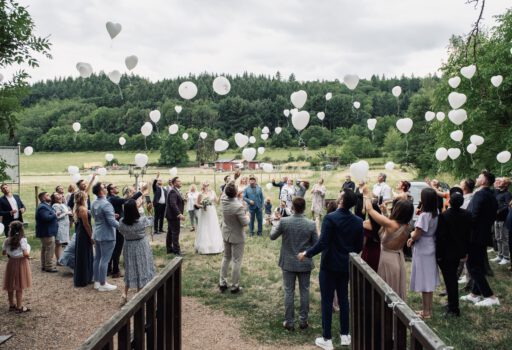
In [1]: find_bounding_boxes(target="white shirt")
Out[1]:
[187,192,198,211]
[6,195,19,219]
[372,182,392,201]
[158,187,166,204]
[462,193,474,210]
[2,237,30,257]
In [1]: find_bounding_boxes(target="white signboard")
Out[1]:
[0,147,20,184]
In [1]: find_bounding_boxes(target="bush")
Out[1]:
[159,135,189,166]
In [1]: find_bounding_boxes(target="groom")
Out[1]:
[165,177,185,255]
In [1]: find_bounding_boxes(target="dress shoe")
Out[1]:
[282,321,294,331]
[299,322,309,330]
[219,284,228,293]
[230,286,243,294]
[111,272,123,278]
[443,310,460,318]
[44,268,58,273]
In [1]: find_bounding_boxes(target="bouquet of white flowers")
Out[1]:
[201,197,212,211]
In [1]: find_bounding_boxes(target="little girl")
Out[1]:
[264,198,272,225]
[2,221,32,313]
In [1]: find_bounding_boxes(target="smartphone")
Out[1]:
[145,195,151,204]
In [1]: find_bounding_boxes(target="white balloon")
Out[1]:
[283,109,290,117]
[448,109,467,126]
[97,167,107,176]
[169,167,178,177]
[491,75,503,88]
[470,135,484,146]
[367,118,377,131]
[258,147,265,155]
[275,127,282,134]
[213,76,231,95]
[396,118,413,134]
[290,90,307,109]
[448,76,461,89]
[235,133,249,148]
[353,101,361,109]
[178,81,198,100]
[349,160,369,181]
[149,110,161,123]
[214,139,229,152]
[182,133,189,140]
[71,173,81,183]
[242,148,257,161]
[0,223,4,235]
[262,163,273,173]
[266,183,273,190]
[325,92,333,101]
[290,108,298,116]
[0,73,3,82]
[448,148,461,160]
[199,132,207,139]
[175,105,182,114]
[72,122,81,132]
[119,137,126,146]
[168,124,179,135]
[23,146,33,156]
[261,133,269,141]
[467,143,477,154]
[76,62,93,78]
[125,55,138,71]
[105,153,114,162]
[436,112,446,121]
[107,70,121,85]
[435,147,448,161]
[425,111,435,121]
[291,111,310,132]
[105,21,122,39]
[460,65,476,79]
[141,122,153,137]
[497,151,511,164]
[448,92,467,109]
[249,136,256,144]
[384,161,395,171]
[317,111,325,121]
[343,74,359,90]
[450,130,463,142]
[392,86,402,97]
[134,153,149,167]
[262,126,270,134]
[67,165,79,175]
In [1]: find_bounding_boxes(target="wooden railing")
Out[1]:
[349,253,451,350]
[79,257,183,350]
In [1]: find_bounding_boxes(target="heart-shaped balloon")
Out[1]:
[450,130,463,142]
[106,22,122,39]
[325,92,332,101]
[125,55,138,71]
[291,111,310,131]
[213,76,231,95]
[182,133,189,140]
[23,146,33,156]
[214,139,229,152]
[258,147,265,155]
[76,62,93,78]
[119,137,126,146]
[178,81,198,100]
[448,76,461,89]
[275,127,282,134]
[266,183,273,190]
[353,101,360,109]
[497,151,511,164]
[460,65,476,79]
[425,111,435,121]
[467,143,477,154]
[105,153,114,162]
[470,135,484,146]
[436,112,445,121]
[242,148,257,161]
[235,133,249,148]
[290,108,298,116]
[169,167,178,177]
[491,75,503,88]
[448,109,467,125]
[392,86,402,97]
[290,90,307,109]
[149,110,161,123]
[141,122,153,137]
[97,167,107,177]
[168,124,179,135]
[262,126,270,134]
[0,73,3,83]
[396,118,413,134]
[262,163,273,173]
[68,165,79,175]
[261,134,269,141]
[435,147,448,161]
[343,74,359,90]
[200,132,207,139]
[249,136,256,144]
[367,118,377,131]
[448,148,461,160]
[107,70,121,85]
[349,160,369,181]
[134,153,149,167]
[448,92,467,109]
[384,161,395,171]
[317,112,325,121]
[71,173,81,183]
[283,109,290,117]
[72,122,81,132]
[175,105,182,114]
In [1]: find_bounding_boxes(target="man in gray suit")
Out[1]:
[219,181,249,294]
[270,197,318,331]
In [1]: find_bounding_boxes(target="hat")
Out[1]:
[249,174,256,180]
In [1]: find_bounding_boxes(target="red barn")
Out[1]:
[215,159,235,172]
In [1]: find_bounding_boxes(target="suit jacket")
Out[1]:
[467,187,498,246]
[107,192,143,218]
[221,196,249,244]
[435,207,472,261]
[165,188,184,220]
[0,194,25,234]
[35,202,58,238]
[91,197,119,241]
[270,214,318,272]
[342,181,355,192]
[152,179,168,205]
[305,208,363,273]
[243,185,264,210]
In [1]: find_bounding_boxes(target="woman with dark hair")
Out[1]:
[361,202,382,272]
[363,186,413,300]
[73,191,93,287]
[407,188,440,319]
[118,199,155,304]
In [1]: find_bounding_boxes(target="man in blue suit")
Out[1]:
[0,183,26,237]
[298,189,363,349]
[243,174,264,236]
[35,191,58,272]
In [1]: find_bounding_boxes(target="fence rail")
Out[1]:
[79,257,182,350]
[349,253,451,350]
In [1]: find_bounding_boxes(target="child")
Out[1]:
[264,197,272,226]
[272,200,291,226]
[2,221,32,313]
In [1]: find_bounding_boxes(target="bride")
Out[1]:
[194,181,224,254]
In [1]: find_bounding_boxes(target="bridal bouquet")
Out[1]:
[201,197,212,211]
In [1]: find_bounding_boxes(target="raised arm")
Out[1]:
[85,173,97,195]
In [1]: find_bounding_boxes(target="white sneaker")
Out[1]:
[94,282,100,290]
[340,334,351,346]
[98,283,117,292]
[490,256,502,262]
[314,337,333,350]
[487,248,495,253]
[498,258,510,265]
[458,275,468,284]
[475,297,500,307]
[460,294,482,303]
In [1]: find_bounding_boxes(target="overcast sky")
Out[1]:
[4,0,510,83]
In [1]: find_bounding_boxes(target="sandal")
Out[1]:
[415,310,431,320]
[16,306,31,314]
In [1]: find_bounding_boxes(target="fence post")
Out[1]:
[34,186,39,208]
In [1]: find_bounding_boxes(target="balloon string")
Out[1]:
[405,135,409,163]
[117,85,123,100]
[397,97,400,116]
[501,164,503,176]
[497,90,502,105]
[144,136,147,151]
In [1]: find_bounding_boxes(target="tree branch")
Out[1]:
[465,0,486,62]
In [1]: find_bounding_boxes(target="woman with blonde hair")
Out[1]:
[195,181,224,254]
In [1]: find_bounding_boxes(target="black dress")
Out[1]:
[74,213,93,287]
[354,187,365,219]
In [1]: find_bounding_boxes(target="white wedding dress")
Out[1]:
[194,191,224,254]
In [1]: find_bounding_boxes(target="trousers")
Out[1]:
[282,270,311,325]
